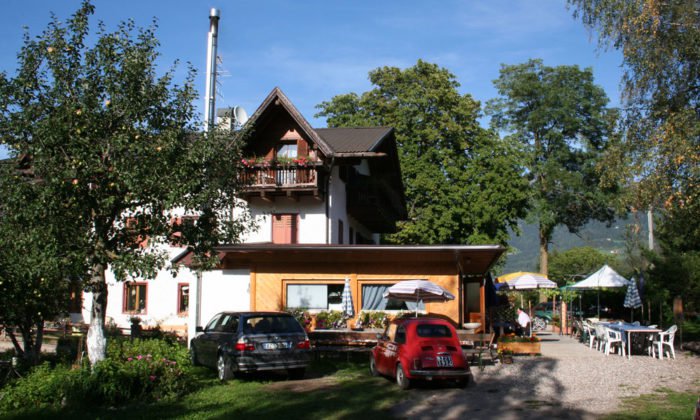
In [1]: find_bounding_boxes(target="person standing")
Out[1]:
[516,308,531,337]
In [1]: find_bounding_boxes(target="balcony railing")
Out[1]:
[241,166,318,188]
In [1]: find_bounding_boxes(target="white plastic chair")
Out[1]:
[584,321,597,349]
[645,325,658,357]
[653,325,677,359]
[604,327,625,356]
[595,324,608,352]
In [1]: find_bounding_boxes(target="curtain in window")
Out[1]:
[362,285,388,310]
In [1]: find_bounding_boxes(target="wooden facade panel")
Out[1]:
[253,264,463,325]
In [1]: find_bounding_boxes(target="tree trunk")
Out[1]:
[6,328,23,358]
[87,262,108,366]
[538,226,549,275]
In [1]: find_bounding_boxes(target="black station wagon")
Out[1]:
[190,311,311,381]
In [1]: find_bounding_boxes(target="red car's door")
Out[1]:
[375,323,399,375]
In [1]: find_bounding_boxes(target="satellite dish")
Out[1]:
[233,106,248,127]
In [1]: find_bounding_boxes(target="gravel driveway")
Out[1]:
[390,332,700,419]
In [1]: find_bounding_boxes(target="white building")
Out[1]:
[77,87,407,335]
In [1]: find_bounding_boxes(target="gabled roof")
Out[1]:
[245,87,334,157]
[315,127,394,155]
[245,88,395,158]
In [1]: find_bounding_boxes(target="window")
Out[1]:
[123,282,147,314]
[177,283,189,315]
[286,284,344,310]
[205,314,221,331]
[272,213,298,244]
[349,227,354,245]
[215,314,239,333]
[125,217,149,248]
[416,324,452,338]
[338,220,344,244]
[361,284,425,311]
[395,325,407,344]
[276,143,298,158]
[170,216,198,246]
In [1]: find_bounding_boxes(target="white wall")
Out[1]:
[241,195,330,244]
[82,247,198,331]
[198,269,250,326]
[328,166,348,244]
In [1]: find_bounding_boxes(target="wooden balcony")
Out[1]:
[240,166,322,201]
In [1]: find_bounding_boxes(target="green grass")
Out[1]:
[2,359,406,420]
[604,388,699,420]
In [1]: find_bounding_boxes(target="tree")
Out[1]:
[0,159,86,364]
[548,246,616,286]
[487,59,619,274]
[316,60,529,245]
[0,2,249,365]
[569,0,700,314]
[569,0,699,216]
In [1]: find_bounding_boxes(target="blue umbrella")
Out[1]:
[624,277,642,309]
[341,278,354,317]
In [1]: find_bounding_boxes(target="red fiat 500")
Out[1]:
[369,317,470,389]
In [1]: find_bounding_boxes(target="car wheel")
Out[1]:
[395,362,411,390]
[288,368,305,380]
[217,354,233,381]
[369,354,380,377]
[190,346,200,367]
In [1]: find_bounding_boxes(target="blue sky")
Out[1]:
[0,0,622,160]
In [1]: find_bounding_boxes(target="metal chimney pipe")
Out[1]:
[203,8,220,132]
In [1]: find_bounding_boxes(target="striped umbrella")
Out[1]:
[341,278,354,317]
[624,277,642,309]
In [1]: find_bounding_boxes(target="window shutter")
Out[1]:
[272,214,298,244]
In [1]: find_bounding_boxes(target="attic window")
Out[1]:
[276,143,297,158]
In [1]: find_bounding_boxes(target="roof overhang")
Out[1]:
[174,244,505,277]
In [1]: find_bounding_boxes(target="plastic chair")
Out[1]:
[604,327,625,356]
[583,322,596,349]
[653,325,677,359]
[594,324,608,352]
[645,325,658,357]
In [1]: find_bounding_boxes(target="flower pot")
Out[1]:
[497,340,541,355]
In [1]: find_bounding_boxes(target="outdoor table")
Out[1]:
[600,322,661,359]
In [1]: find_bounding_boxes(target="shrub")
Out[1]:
[314,310,345,329]
[286,307,313,331]
[357,311,391,329]
[0,338,193,412]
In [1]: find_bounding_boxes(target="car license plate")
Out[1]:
[263,342,291,350]
[437,355,453,367]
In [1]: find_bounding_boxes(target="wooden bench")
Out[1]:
[459,333,496,364]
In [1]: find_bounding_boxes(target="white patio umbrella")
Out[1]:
[383,279,455,317]
[341,277,354,317]
[570,265,629,318]
[495,272,557,308]
[503,274,557,290]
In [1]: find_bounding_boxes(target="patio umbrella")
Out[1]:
[501,274,557,290]
[341,277,354,317]
[569,265,629,318]
[495,272,556,308]
[383,279,455,317]
[624,277,642,321]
